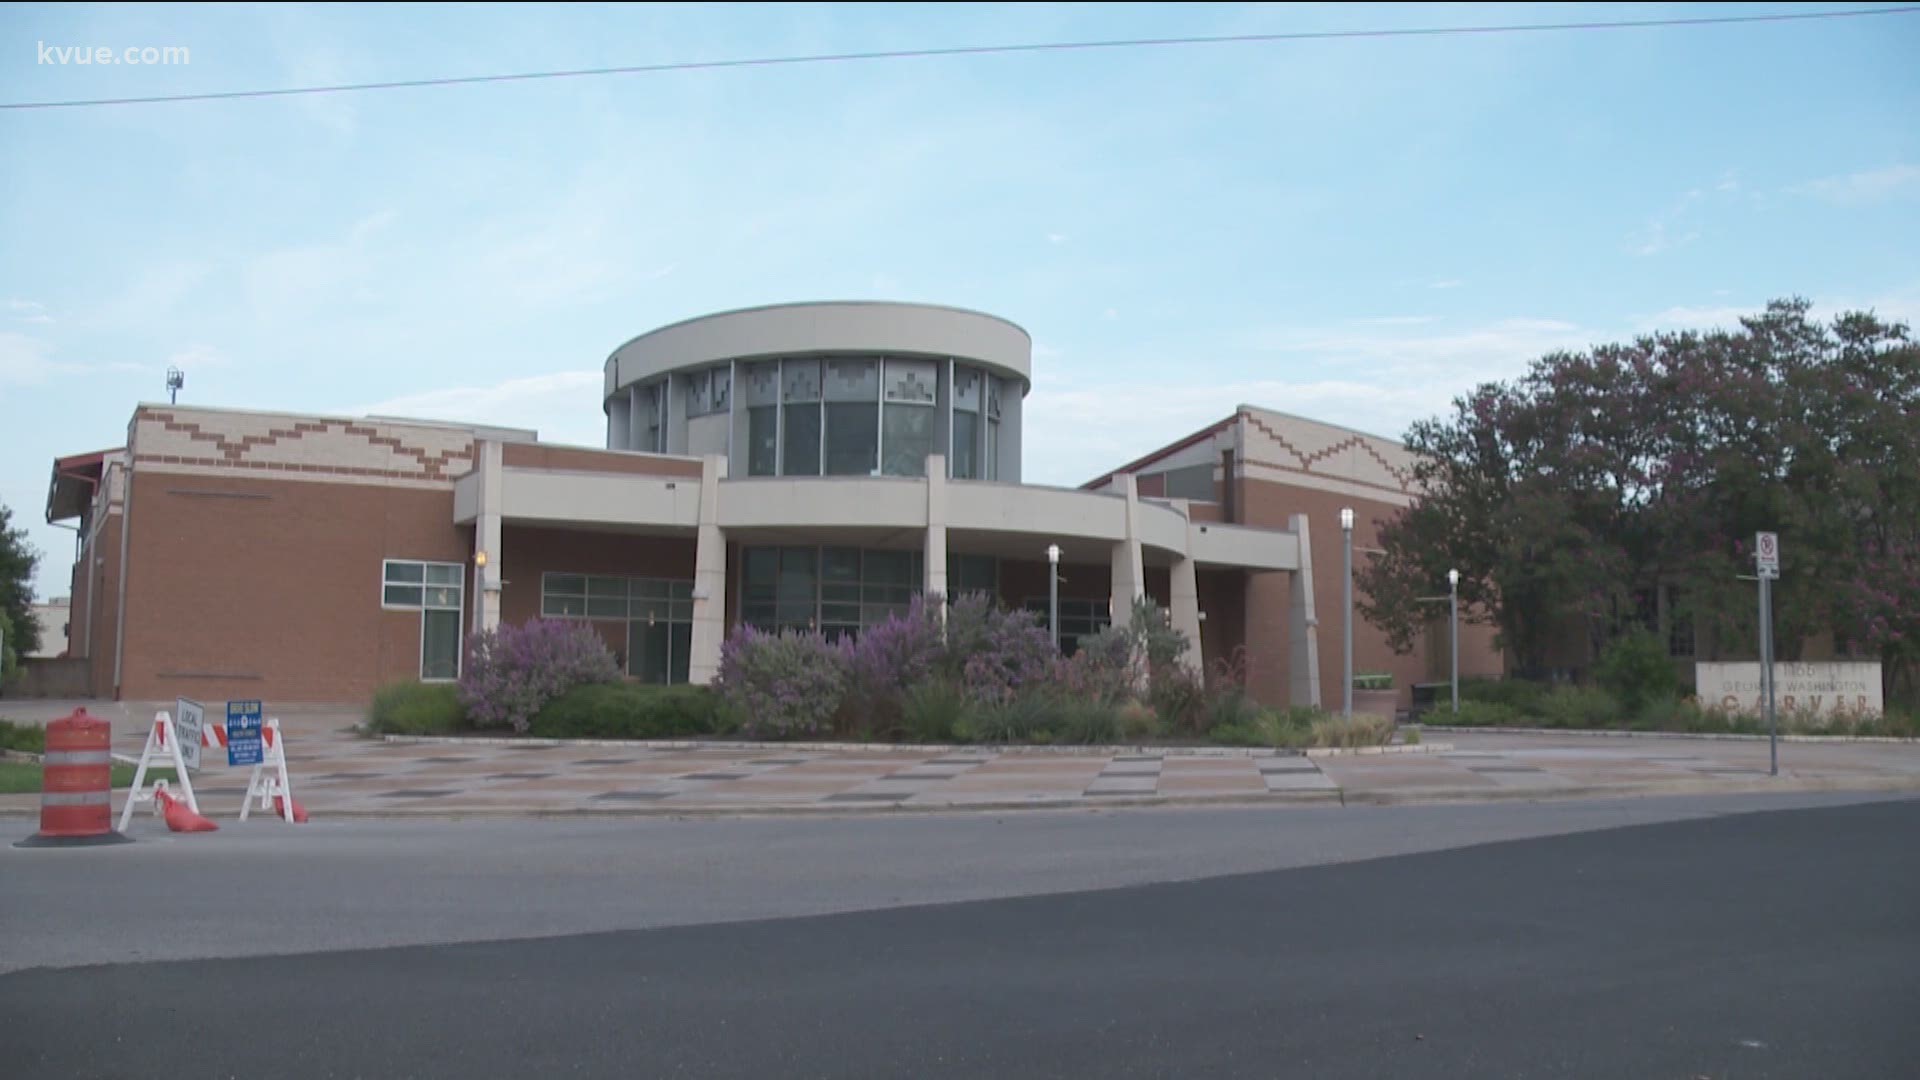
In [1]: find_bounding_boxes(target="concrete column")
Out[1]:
[1287,512,1323,708]
[1170,501,1203,677]
[924,454,948,618]
[476,440,505,633]
[1110,473,1145,629]
[688,454,729,685]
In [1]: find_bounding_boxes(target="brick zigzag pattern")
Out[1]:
[147,412,472,481]
[1245,414,1414,493]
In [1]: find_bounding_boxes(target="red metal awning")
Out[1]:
[46,448,117,523]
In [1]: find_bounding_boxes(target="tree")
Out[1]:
[0,501,40,660]
[1358,300,1919,704]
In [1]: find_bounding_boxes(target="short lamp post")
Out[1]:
[1046,544,1062,651]
[472,550,489,634]
[1339,507,1354,719]
[1447,568,1460,714]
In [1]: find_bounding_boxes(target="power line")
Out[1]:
[7,5,1917,112]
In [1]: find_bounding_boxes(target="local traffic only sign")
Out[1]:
[226,700,264,767]
[1756,531,1779,579]
[174,698,204,771]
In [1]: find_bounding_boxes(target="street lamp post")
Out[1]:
[1339,507,1354,719]
[1447,568,1460,715]
[472,550,490,635]
[1046,544,1062,651]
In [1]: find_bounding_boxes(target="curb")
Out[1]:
[7,776,1917,822]
[375,733,1452,759]
[0,788,1349,821]
[1418,725,1920,745]
[1340,774,1920,806]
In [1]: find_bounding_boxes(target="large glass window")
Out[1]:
[747,406,778,477]
[783,403,821,476]
[541,572,695,683]
[684,370,714,417]
[820,547,862,640]
[782,358,822,477]
[382,559,465,679]
[882,404,933,477]
[742,548,778,628]
[825,403,878,475]
[422,611,462,681]
[776,547,818,630]
[882,358,937,477]
[948,554,997,600]
[635,382,666,453]
[742,545,925,637]
[984,374,1002,481]
[824,358,878,476]
[1023,596,1110,656]
[951,410,979,480]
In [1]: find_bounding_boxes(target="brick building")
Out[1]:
[44,301,1501,706]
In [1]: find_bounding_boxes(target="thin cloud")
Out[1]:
[1428,279,1464,290]
[1354,316,1436,327]
[7,298,48,321]
[0,331,57,385]
[357,371,604,446]
[1628,220,1699,257]
[1794,164,1920,206]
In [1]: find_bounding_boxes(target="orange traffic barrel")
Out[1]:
[15,708,132,848]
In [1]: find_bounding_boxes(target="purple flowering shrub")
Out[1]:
[459,619,621,733]
[945,595,1057,706]
[842,596,945,735]
[714,626,850,739]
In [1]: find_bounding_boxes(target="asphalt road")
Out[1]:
[3,795,1914,1078]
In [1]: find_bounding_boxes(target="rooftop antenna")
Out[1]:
[165,366,184,405]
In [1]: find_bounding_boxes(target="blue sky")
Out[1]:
[3,2,1917,599]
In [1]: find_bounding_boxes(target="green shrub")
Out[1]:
[1117,700,1161,742]
[1534,685,1622,729]
[1461,678,1551,714]
[0,718,48,753]
[901,681,970,743]
[1205,706,1326,749]
[1202,688,1260,734]
[1206,721,1268,747]
[958,691,1068,744]
[1053,698,1122,745]
[528,683,720,739]
[1595,629,1680,713]
[1308,713,1396,748]
[1444,699,1525,727]
[1353,671,1394,691]
[1403,727,1422,746]
[367,681,466,735]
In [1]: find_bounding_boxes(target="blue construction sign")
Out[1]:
[226,700,264,767]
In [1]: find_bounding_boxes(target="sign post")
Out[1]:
[174,698,203,772]
[1755,532,1779,777]
[226,700,264,768]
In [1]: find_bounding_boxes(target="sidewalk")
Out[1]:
[4,700,1920,818]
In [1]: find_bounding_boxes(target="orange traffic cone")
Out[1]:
[273,795,310,824]
[156,788,219,833]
